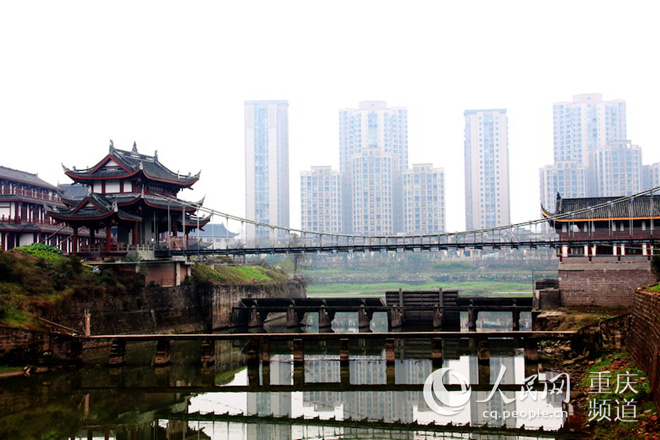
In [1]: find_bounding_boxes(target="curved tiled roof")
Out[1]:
[0,165,61,192]
[48,193,142,222]
[543,195,660,221]
[64,143,200,187]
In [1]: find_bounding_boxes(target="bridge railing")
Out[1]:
[153,186,660,255]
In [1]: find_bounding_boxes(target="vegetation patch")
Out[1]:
[307,281,533,297]
[0,245,144,330]
[579,351,659,439]
[189,262,289,286]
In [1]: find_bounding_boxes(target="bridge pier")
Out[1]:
[477,337,490,386]
[523,338,539,377]
[261,338,270,364]
[512,308,521,331]
[468,301,478,331]
[389,307,404,328]
[248,305,266,328]
[339,338,350,366]
[385,338,396,366]
[358,304,373,330]
[339,338,350,386]
[318,305,333,329]
[246,338,259,386]
[154,339,171,367]
[293,338,304,366]
[286,304,305,328]
[433,306,444,329]
[107,338,126,367]
[431,338,443,369]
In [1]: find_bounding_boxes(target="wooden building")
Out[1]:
[47,142,210,258]
[542,194,659,306]
[0,166,76,251]
[542,194,660,259]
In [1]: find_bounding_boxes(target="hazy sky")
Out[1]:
[1,1,658,233]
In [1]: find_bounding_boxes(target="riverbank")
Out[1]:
[535,307,659,438]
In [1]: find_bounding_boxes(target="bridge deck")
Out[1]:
[86,330,575,341]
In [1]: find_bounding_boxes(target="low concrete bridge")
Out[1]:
[86,330,574,377]
[232,290,534,331]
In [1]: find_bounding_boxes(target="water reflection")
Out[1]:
[0,312,572,440]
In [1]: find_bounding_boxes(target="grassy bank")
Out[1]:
[307,280,533,297]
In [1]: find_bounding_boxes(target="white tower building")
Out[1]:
[339,101,408,234]
[464,109,511,230]
[403,163,446,234]
[244,100,289,245]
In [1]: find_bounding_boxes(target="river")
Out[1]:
[0,311,578,439]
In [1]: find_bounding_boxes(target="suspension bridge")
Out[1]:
[157,187,660,258]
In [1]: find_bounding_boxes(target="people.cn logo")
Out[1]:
[423,368,472,415]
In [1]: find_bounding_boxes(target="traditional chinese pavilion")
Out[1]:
[541,193,660,306]
[48,141,210,257]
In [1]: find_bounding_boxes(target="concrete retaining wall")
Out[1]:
[47,281,305,335]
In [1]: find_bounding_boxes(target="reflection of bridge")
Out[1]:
[155,187,660,257]
[160,411,587,439]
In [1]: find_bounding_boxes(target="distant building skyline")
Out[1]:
[244,95,658,238]
[540,93,630,211]
[299,101,446,237]
[463,109,510,230]
[596,140,642,197]
[403,163,446,234]
[339,101,408,235]
[300,166,342,234]
[244,100,290,245]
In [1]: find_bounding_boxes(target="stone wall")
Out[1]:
[44,281,306,335]
[627,289,660,409]
[559,258,657,306]
[0,326,81,365]
[200,282,307,330]
[571,313,630,354]
[1,280,305,364]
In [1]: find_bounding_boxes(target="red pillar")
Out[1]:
[72,227,79,253]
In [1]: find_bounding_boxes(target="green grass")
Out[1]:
[0,365,22,373]
[578,350,657,438]
[307,281,533,297]
[190,263,289,285]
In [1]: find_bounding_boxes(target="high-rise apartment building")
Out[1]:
[643,163,660,192]
[244,100,289,245]
[339,101,408,234]
[300,166,342,234]
[539,161,588,211]
[350,147,397,235]
[552,93,627,165]
[403,163,445,234]
[596,140,642,197]
[464,109,510,230]
[541,94,628,211]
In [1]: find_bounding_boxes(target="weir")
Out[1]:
[232,291,533,331]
